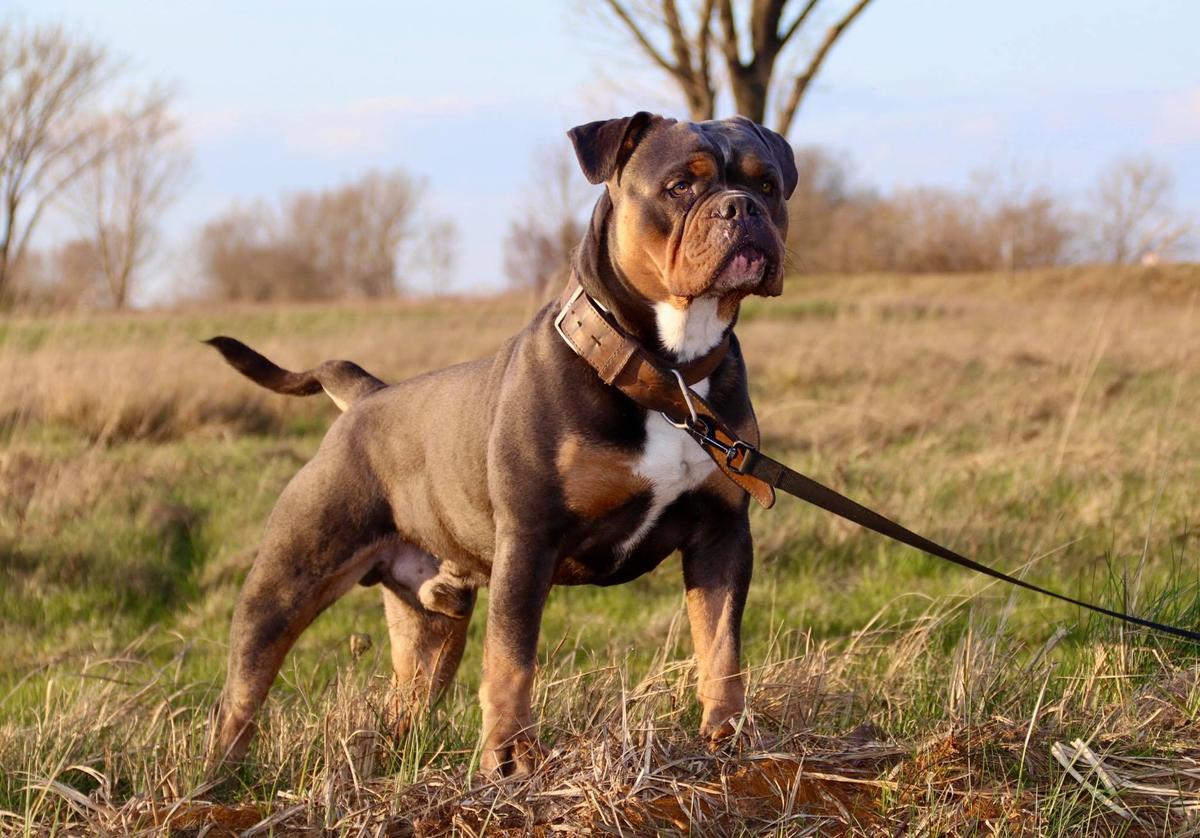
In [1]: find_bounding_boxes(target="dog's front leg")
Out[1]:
[682,508,753,742]
[478,529,555,778]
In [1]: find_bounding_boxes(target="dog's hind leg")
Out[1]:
[208,454,388,771]
[382,585,474,736]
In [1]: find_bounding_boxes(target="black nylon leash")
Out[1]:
[734,446,1200,644]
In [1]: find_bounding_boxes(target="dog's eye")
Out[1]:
[668,180,691,197]
[760,179,774,195]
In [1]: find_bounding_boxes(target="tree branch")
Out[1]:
[715,0,742,69]
[778,0,821,45]
[750,0,789,59]
[662,0,695,77]
[603,0,677,75]
[775,0,872,137]
[697,0,717,96]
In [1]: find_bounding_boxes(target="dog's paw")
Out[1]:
[480,726,546,779]
[700,702,749,744]
[419,581,475,619]
[384,699,414,741]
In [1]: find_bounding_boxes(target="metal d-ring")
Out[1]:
[660,368,698,430]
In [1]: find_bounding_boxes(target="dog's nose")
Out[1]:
[715,193,759,221]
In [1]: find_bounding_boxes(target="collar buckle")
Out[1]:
[553,283,585,348]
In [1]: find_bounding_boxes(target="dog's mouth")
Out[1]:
[711,243,772,292]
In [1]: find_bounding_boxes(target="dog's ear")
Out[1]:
[567,112,656,185]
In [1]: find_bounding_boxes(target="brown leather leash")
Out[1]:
[556,278,1200,645]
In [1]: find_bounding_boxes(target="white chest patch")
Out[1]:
[620,380,717,553]
[653,296,727,362]
[619,298,731,554]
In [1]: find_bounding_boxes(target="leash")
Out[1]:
[555,278,1200,645]
[733,446,1200,643]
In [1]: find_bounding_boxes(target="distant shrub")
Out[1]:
[197,170,429,302]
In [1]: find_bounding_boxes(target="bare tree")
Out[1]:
[785,145,856,269]
[41,237,104,307]
[0,25,113,303]
[199,170,427,302]
[198,201,322,302]
[285,170,423,297]
[598,0,873,135]
[990,193,1074,271]
[67,91,188,308]
[1088,156,1190,265]
[784,152,1080,275]
[411,218,459,292]
[972,167,1075,272]
[503,146,596,298]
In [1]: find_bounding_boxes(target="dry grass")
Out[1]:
[0,293,535,444]
[5,608,1200,836]
[3,265,1200,835]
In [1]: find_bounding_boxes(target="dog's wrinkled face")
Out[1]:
[569,113,797,306]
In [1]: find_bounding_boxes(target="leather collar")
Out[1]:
[554,275,774,508]
[555,277,730,385]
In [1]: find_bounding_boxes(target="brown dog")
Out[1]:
[206,112,796,777]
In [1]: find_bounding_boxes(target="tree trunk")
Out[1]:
[728,66,771,124]
[0,249,10,305]
[0,197,16,304]
[685,80,717,121]
[600,0,875,135]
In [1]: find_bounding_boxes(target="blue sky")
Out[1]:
[8,0,1200,300]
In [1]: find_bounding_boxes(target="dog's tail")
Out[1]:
[205,336,386,411]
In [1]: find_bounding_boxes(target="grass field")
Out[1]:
[2,266,1200,835]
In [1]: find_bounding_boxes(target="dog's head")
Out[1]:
[569,112,796,307]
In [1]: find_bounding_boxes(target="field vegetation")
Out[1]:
[2,266,1200,835]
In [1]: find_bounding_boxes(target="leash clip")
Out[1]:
[724,439,756,474]
[659,368,758,475]
[684,415,756,474]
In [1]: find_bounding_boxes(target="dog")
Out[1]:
[206,111,796,778]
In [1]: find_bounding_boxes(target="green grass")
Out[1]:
[2,268,1199,833]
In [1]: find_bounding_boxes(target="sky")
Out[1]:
[7,0,1200,302]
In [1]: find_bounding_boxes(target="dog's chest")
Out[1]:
[555,381,715,528]
[555,297,730,557]
[554,391,717,575]
[619,379,716,551]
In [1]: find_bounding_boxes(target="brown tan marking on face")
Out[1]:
[612,198,672,302]
[688,154,717,179]
[556,433,652,517]
[606,117,789,304]
[739,155,767,180]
